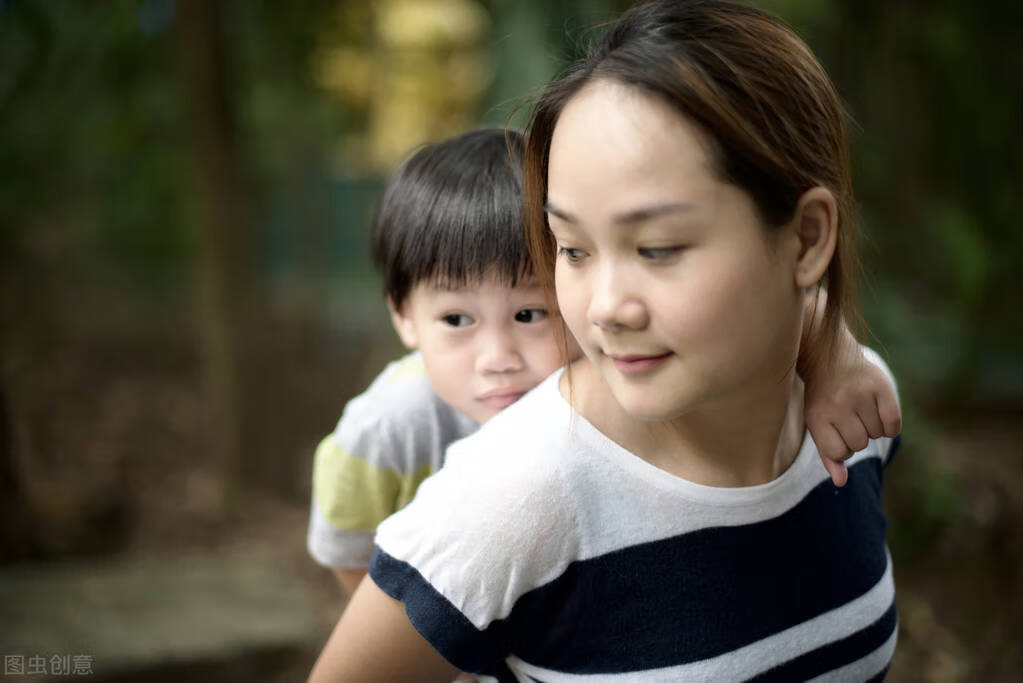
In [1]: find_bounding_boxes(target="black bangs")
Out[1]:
[371,127,531,308]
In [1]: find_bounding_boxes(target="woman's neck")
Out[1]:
[564,357,805,487]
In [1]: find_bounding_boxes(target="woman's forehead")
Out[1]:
[548,82,718,213]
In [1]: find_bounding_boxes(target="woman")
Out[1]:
[309,1,900,680]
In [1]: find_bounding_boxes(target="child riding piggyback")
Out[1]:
[308,123,900,611]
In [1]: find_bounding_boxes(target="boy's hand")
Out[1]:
[804,341,902,487]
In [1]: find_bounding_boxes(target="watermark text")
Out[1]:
[4,654,93,676]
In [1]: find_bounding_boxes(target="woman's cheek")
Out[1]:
[555,278,587,340]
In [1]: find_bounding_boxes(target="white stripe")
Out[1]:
[506,550,894,682]
[806,626,897,682]
[567,421,886,566]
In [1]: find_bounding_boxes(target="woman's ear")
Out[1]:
[791,186,838,289]
[387,295,419,349]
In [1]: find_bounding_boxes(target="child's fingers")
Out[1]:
[834,415,869,454]
[876,392,902,437]
[807,422,850,485]
[821,453,849,487]
[857,400,885,439]
[810,423,852,465]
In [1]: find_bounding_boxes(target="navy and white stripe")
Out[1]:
[373,355,898,681]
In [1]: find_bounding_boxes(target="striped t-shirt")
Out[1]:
[307,351,478,570]
[371,353,899,681]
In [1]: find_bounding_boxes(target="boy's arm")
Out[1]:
[308,432,397,590]
[801,291,902,487]
[307,576,457,683]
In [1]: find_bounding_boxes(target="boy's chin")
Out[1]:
[459,405,495,425]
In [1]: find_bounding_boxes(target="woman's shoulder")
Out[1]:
[373,371,582,629]
[433,371,576,513]
[449,369,569,457]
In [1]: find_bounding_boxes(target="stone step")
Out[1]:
[0,551,324,681]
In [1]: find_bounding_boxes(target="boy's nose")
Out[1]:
[476,335,524,374]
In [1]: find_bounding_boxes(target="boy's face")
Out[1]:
[389,273,567,423]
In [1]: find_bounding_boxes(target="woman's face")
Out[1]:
[546,80,805,422]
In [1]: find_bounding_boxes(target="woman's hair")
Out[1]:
[524,0,859,376]
[372,126,529,309]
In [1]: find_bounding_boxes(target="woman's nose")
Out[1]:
[588,262,647,331]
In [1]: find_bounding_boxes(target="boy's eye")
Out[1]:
[637,246,685,260]
[557,246,586,263]
[442,313,473,327]
[514,308,548,324]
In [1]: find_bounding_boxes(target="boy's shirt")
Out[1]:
[307,351,479,570]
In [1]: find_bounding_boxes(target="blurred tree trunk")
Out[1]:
[0,374,33,562]
[176,0,261,501]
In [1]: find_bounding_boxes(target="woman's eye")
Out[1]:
[638,246,685,260]
[557,246,586,263]
[442,313,473,327]
[514,308,549,324]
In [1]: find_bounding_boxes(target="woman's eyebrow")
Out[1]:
[544,201,696,226]
[543,202,574,222]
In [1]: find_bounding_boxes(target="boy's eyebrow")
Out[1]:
[544,201,696,226]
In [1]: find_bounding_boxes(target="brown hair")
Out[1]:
[523,0,859,377]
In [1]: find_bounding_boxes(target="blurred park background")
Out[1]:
[1,0,1021,680]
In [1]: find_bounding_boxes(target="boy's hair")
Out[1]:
[371,126,530,310]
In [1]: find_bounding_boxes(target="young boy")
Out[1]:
[307,126,901,596]
[307,127,563,595]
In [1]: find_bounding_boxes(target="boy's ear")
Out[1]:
[790,186,838,289]
[387,295,419,349]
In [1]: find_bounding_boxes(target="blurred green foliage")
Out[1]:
[4,0,1019,397]
[3,0,1020,528]
[759,0,1023,410]
[2,0,1020,518]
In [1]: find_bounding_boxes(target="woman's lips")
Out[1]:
[476,388,527,410]
[609,352,673,374]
